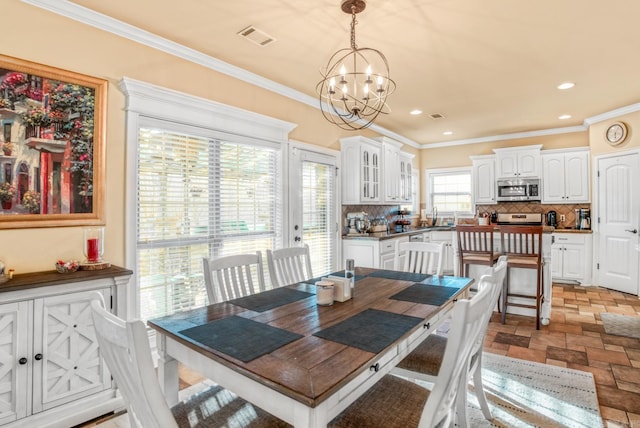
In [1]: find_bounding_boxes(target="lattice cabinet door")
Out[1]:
[31,288,112,413]
[0,301,31,425]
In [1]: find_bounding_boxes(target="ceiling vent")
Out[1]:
[429,113,446,120]
[237,26,276,47]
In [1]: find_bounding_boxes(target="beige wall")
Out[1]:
[0,2,633,274]
[589,111,640,157]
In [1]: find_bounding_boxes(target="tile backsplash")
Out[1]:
[342,202,590,231]
[477,202,591,228]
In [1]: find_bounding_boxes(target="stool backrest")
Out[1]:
[499,225,543,261]
[456,224,495,255]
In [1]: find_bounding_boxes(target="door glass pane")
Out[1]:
[301,160,335,277]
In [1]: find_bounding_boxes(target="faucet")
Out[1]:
[432,207,438,227]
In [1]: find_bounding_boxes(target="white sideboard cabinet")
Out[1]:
[0,266,132,428]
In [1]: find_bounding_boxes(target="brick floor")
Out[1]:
[486,283,640,427]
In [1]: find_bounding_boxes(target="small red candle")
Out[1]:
[87,238,99,263]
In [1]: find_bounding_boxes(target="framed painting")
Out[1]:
[0,54,106,229]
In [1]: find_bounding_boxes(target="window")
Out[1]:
[425,168,472,214]
[122,78,296,322]
[136,123,282,321]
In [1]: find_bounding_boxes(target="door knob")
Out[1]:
[625,228,638,234]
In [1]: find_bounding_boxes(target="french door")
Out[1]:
[596,151,640,296]
[289,145,339,278]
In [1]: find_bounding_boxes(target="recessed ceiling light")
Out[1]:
[558,114,572,120]
[557,82,575,90]
[410,109,422,115]
[443,131,453,135]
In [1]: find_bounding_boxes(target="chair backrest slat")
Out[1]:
[90,294,178,428]
[203,252,266,304]
[418,273,498,427]
[266,244,313,287]
[396,241,444,275]
[456,225,495,255]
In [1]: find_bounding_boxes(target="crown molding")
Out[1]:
[583,103,640,125]
[420,125,587,149]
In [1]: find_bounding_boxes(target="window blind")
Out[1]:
[137,124,281,322]
[301,160,336,277]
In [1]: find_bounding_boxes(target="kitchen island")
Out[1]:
[344,224,557,326]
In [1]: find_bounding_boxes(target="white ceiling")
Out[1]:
[38,0,640,145]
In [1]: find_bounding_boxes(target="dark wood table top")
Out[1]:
[148,267,472,408]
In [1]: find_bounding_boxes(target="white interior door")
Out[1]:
[597,152,640,295]
[289,145,339,277]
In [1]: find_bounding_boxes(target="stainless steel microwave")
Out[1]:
[496,178,541,202]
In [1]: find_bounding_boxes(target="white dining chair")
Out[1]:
[266,244,313,287]
[202,252,266,304]
[391,256,508,427]
[89,293,289,428]
[328,273,497,428]
[395,241,445,275]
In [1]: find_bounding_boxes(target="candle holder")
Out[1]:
[80,227,110,270]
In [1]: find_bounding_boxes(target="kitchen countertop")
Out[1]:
[552,227,593,234]
[342,226,454,240]
[342,224,569,241]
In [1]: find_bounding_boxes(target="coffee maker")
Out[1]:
[546,210,557,227]
[575,208,591,230]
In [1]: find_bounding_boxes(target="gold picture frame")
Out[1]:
[0,54,106,229]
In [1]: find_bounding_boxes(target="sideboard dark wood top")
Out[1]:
[0,265,133,293]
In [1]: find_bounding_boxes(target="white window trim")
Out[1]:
[119,77,296,320]
[424,166,474,217]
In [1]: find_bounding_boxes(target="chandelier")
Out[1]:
[317,0,396,130]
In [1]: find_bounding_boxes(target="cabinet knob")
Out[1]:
[18,357,27,365]
[34,353,43,361]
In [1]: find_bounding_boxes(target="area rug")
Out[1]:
[600,313,640,339]
[465,352,603,427]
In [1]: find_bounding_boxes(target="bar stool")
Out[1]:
[456,224,500,278]
[499,225,544,329]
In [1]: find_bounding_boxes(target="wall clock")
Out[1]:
[605,122,628,146]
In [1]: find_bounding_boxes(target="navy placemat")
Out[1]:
[179,316,303,362]
[368,269,431,283]
[313,309,422,353]
[229,287,313,312]
[390,283,460,306]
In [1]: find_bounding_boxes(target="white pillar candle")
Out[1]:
[316,280,334,306]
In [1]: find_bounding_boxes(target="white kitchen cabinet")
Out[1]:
[551,232,592,285]
[379,137,403,204]
[342,235,409,269]
[0,267,131,428]
[542,148,590,204]
[494,145,542,178]
[424,230,455,275]
[470,155,496,205]
[340,136,381,204]
[399,152,415,204]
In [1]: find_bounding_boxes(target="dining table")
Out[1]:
[147,267,474,428]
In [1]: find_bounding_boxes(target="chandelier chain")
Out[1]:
[350,5,358,50]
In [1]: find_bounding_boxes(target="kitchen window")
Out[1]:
[426,168,473,214]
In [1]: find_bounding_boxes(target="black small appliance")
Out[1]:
[546,210,557,227]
